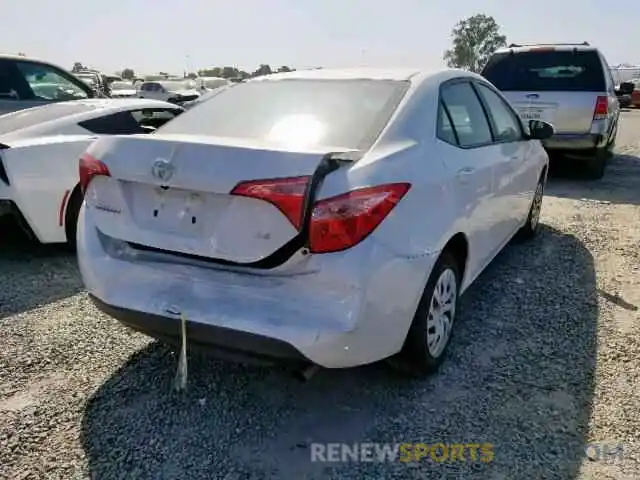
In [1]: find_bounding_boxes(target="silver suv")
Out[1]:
[481,42,619,179]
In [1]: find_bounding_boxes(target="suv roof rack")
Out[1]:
[508,42,590,48]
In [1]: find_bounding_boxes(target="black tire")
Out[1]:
[64,188,83,251]
[516,177,544,241]
[396,251,461,377]
[584,149,606,180]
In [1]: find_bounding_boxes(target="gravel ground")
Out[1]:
[1,112,639,479]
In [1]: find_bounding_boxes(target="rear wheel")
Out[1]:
[516,177,544,241]
[64,187,82,251]
[396,252,460,377]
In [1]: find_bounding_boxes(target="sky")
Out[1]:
[2,0,636,75]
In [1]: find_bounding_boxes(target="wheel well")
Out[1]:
[442,233,468,283]
[64,185,82,238]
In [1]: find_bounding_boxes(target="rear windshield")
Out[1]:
[482,50,606,92]
[157,79,409,150]
[0,103,96,135]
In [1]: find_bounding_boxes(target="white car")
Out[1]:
[137,80,200,104]
[109,81,138,98]
[0,99,183,247]
[77,68,552,376]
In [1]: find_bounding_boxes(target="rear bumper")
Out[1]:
[77,207,436,368]
[543,133,605,151]
[90,294,310,367]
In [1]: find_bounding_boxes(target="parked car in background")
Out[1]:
[0,55,95,115]
[481,42,619,179]
[137,80,200,104]
[182,83,232,109]
[195,76,230,92]
[77,67,552,378]
[0,99,183,247]
[623,78,640,107]
[615,81,634,108]
[74,70,110,96]
[109,81,138,98]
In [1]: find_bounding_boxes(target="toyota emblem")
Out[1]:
[151,158,175,182]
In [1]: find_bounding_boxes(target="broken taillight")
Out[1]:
[230,176,309,229]
[231,177,410,253]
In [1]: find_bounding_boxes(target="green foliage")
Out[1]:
[443,14,507,73]
[121,68,135,80]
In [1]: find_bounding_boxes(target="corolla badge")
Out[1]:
[151,158,175,182]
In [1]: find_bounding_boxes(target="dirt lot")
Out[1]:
[0,112,639,479]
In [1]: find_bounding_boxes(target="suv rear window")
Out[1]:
[482,50,606,92]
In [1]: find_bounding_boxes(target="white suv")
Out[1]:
[482,42,619,179]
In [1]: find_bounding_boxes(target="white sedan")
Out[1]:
[0,99,184,247]
[77,68,552,376]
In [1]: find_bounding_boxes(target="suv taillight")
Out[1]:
[593,96,609,120]
[79,152,111,194]
[231,177,411,254]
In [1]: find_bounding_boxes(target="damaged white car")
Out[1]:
[77,68,552,377]
[0,99,183,247]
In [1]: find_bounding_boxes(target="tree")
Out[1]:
[72,62,86,73]
[443,14,507,73]
[121,68,135,80]
[276,66,294,73]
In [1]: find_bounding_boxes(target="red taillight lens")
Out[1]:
[230,176,309,229]
[593,96,608,119]
[79,152,111,194]
[309,183,411,254]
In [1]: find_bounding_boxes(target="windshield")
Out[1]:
[157,79,409,150]
[0,103,97,135]
[482,50,606,92]
[111,81,133,90]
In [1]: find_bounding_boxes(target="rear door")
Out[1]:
[481,50,606,133]
[438,80,499,278]
[473,81,534,239]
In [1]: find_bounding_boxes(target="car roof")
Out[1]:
[248,67,424,82]
[494,44,600,55]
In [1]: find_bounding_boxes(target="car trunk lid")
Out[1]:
[84,134,351,264]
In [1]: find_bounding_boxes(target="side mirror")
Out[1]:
[619,82,635,95]
[527,120,554,140]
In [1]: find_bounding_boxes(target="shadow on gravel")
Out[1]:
[0,220,82,319]
[547,153,640,206]
[81,225,598,480]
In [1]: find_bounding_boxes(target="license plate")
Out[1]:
[147,188,205,235]
[519,108,543,120]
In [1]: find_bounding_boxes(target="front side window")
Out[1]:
[158,79,409,151]
[16,61,90,101]
[474,83,522,142]
[440,82,492,148]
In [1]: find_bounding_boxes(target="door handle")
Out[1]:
[455,167,475,183]
[456,167,475,176]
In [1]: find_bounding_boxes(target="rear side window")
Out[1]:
[439,82,492,148]
[482,50,606,92]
